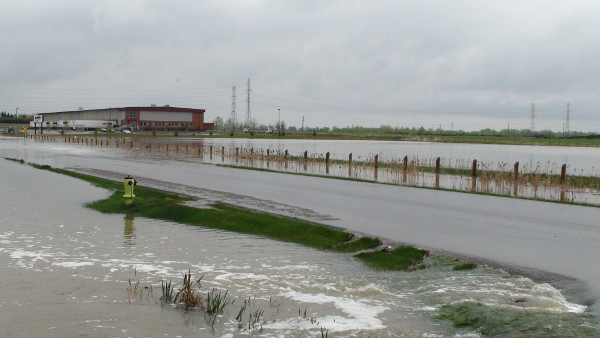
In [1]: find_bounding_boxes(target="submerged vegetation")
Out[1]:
[452,262,478,271]
[355,246,429,271]
[436,302,598,336]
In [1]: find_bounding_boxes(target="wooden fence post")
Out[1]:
[561,164,567,184]
[326,152,330,174]
[513,161,519,180]
[471,159,478,191]
[435,157,440,188]
[348,153,352,177]
[304,151,308,170]
[374,154,378,180]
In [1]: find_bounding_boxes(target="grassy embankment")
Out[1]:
[7,158,427,271]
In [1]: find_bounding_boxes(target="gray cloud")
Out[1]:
[1,1,599,131]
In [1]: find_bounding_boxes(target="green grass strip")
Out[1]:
[5,158,430,270]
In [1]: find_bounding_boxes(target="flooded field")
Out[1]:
[12,134,600,204]
[1,142,599,336]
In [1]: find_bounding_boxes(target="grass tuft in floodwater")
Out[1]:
[160,280,175,304]
[355,246,429,270]
[452,262,478,271]
[436,302,599,336]
[206,288,231,315]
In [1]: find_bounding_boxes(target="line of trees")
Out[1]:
[0,112,32,123]
[211,116,598,139]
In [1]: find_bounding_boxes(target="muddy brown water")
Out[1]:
[1,139,599,336]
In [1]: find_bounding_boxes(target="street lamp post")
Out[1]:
[278,108,281,137]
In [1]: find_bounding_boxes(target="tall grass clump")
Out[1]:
[206,288,230,315]
[160,280,175,303]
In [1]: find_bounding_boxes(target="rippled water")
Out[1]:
[1,156,598,336]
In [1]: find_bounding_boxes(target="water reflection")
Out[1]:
[124,214,136,247]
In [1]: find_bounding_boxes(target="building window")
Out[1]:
[129,111,136,118]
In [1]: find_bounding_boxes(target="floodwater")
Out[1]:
[15,135,600,204]
[17,133,600,174]
[0,139,600,337]
[1,141,599,336]
[166,137,600,176]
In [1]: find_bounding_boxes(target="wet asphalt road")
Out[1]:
[3,139,600,312]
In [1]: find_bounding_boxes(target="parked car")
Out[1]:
[122,129,132,134]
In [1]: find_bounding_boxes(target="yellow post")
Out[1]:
[123,176,136,204]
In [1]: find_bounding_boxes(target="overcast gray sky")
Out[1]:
[1,1,599,131]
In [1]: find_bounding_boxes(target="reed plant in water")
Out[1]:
[174,270,203,310]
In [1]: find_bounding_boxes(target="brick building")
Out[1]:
[39,106,211,131]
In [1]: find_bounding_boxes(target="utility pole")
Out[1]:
[530,103,535,132]
[565,102,570,134]
[245,78,251,130]
[230,86,237,133]
[278,108,281,137]
[302,116,305,132]
[508,123,510,136]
